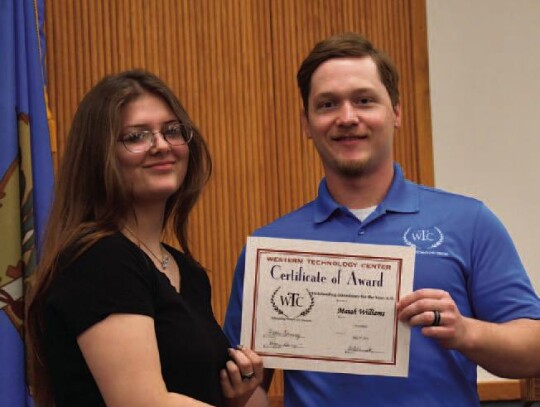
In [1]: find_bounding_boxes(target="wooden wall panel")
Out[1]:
[44,0,433,403]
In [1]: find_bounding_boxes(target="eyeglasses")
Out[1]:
[118,122,193,153]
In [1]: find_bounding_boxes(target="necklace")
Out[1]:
[124,226,170,270]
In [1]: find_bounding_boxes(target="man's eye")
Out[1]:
[317,101,335,110]
[355,97,373,105]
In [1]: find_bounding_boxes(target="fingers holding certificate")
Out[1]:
[240,236,415,377]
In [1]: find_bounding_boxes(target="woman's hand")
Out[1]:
[220,346,264,407]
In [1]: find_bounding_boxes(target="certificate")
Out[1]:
[240,237,415,377]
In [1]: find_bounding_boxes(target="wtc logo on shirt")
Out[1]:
[403,226,444,250]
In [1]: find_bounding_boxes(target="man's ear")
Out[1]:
[393,104,402,128]
[300,109,312,139]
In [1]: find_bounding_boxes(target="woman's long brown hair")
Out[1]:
[26,70,212,407]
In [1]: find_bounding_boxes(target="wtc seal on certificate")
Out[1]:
[241,237,415,377]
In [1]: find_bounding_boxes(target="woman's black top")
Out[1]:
[44,233,230,407]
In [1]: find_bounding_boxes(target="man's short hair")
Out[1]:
[297,32,400,112]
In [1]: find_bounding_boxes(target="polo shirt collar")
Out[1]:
[313,163,419,224]
[379,163,419,214]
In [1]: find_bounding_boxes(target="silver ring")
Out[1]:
[431,310,441,326]
[241,371,255,381]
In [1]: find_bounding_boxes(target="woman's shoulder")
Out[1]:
[81,231,139,258]
[46,232,156,335]
[83,232,136,256]
[57,232,150,283]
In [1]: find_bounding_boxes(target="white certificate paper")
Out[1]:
[241,237,415,377]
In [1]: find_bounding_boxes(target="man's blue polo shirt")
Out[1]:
[224,164,540,407]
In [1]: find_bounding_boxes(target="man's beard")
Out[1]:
[334,157,372,178]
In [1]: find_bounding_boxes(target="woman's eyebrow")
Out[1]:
[122,120,180,130]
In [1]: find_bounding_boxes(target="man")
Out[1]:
[224,32,540,407]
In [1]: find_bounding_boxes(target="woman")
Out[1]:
[27,70,264,407]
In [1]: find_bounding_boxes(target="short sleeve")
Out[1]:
[46,234,156,336]
[470,204,540,322]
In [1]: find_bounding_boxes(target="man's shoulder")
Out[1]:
[252,200,317,237]
[413,181,484,210]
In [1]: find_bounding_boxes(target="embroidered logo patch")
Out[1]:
[403,226,447,255]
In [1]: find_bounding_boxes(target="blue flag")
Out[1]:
[0,0,54,406]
